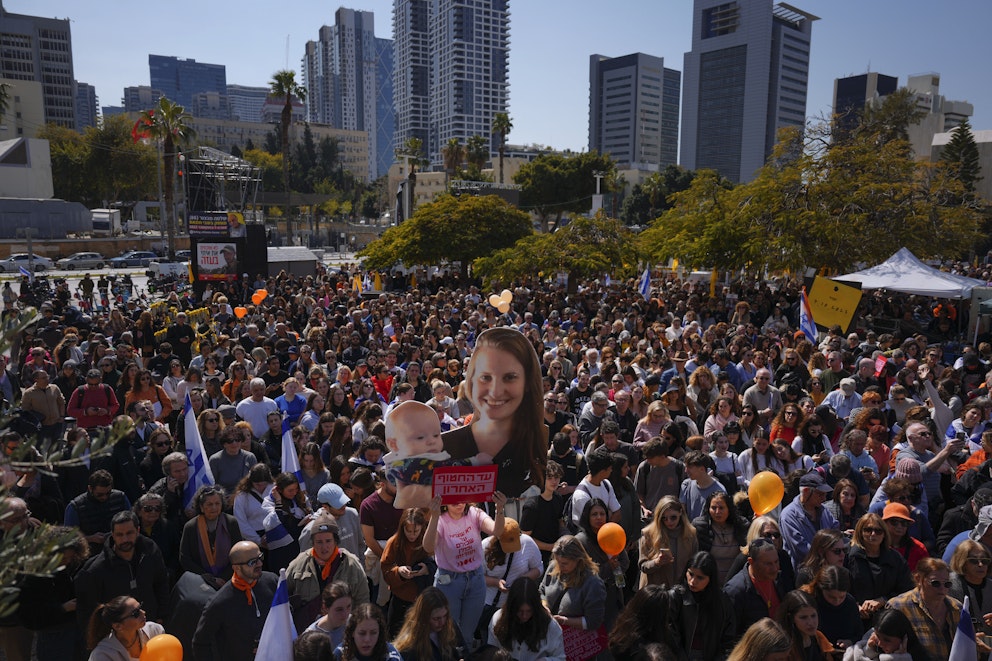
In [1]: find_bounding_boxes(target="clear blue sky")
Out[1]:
[8,0,990,153]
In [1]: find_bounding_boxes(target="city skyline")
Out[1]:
[5,0,991,156]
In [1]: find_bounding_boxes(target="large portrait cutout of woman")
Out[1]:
[383,327,548,509]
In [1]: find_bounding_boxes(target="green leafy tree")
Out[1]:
[37,123,92,205]
[515,151,616,232]
[85,115,158,207]
[492,112,513,184]
[137,97,196,259]
[242,148,283,193]
[476,211,639,291]
[940,117,982,197]
[269,70,307,242]
[856,88,927,147]
[358,194,531,278]
[620,165,697,225]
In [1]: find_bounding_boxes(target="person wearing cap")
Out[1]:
[481,517,543,610]
[67,368,120,429]
[53,357,83,401]
[823,378,862,422]
[299,483,365,559]
[286,515,370,633]
[779,471,839,571]
[192,540,279,661]
[882,502,929,572]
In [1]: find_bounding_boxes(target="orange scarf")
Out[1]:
[231,574,257,605]
[197,516,216,569]
[312,546,340,581]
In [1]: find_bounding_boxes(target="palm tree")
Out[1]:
[491,112,513,184]
[465,135,489,176]
[441,138,464,185]
[137,97,195,260]
[269,70,307,244]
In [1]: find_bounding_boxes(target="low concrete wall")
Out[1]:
[0,236,191,261]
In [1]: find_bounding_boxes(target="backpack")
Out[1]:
[563,479,613,534]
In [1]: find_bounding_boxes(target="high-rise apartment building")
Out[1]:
[74,81,98,130]
[149,54,226,109]
[303,9,395,179]
[832,72,898,135]
[905,72,973,157]
[588,53,681,170]
[122,86,164,113]
[0,2,76,128]
[393,0,510,167]
[680,0,817,183]
[226,85,269,123]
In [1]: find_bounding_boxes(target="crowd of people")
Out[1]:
[2,262,992,661]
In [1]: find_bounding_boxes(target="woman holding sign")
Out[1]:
[423,492,506,644]
[441,328,547,512]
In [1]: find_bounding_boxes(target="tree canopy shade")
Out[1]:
[619,164,698,226]
[639,110,983,275]
[514,151,616,233]
[475,212,640,290]
[357,194,532,278]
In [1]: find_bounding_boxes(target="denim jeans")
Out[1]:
[434,566,486,641]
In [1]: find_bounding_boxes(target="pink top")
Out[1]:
[434,506,492,573]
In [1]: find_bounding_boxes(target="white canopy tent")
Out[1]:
[833,248,984,299]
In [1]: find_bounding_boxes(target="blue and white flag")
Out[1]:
[604,273,611,288]
[183,392,214,508]
[638,266,651,299]
[799,287,818,344]
[281,429,306,493]
[255,568,296,661]
[18,266,33,283]
[950,595,977,661]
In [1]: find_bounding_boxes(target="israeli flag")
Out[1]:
[183,392,214,508]
[949,596,977,661]
[799,287,818,344]
[18,266,34,283]
[255,568,296,661]
[638,266,651,299]
[281,429,306,493]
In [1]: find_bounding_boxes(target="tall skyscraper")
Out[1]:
[74,81,98,130]
[393,0,510,166]
[122,86,163,113]
[680,0,817,183]
[303,9,395,180]
[832,72,898,135]
[148,54,226,109]
[589,53,681,170]
[0,2,76,128]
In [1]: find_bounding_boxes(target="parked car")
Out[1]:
[56,252,106,270]
[0,253,55,273]
[108,251,158,268]
[175,250,191,261]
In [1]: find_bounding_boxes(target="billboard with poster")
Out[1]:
[196,242,240,281]
[188,211,246,238]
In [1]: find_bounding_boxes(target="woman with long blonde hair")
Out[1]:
[639,496,698,588]
[392,587,464,661]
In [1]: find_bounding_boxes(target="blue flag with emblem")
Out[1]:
[183,392,214,508]
[255,568,296,661]
[949,595,977,661]
[638,266,650,299]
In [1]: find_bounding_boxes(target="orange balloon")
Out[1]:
[233,306,248,319]
[749,471,785,516]
[597,522,626,556]
[140,633,183,661]
[251,289,267,305]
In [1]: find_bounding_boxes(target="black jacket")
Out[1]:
[192,571,278,661]
[846,545,914,606]
[723,566,786,638]
[669,584,736,660]
[74,534,170,630]
[937,503,978,556]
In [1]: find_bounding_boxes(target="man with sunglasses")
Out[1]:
[723,538,786,637]
[74,511,169,634]
[193,540,278,661]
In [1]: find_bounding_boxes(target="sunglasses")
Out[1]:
[234,555,265,568]
[829,547,848,556]
[862,527,884,535]
[121,605,144,621]
[223,439,241,444]
[205,418,219,423]
[928,579,953,589]
[763,531,782,540]
[141,506,163,513]
[154,441,171,448]
[967,557,992,566]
